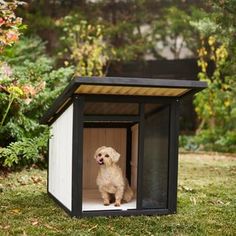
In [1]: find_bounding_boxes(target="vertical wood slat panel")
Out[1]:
[83,128,127,189]
[76,85,190,97]
[48,105,73,210]
[131,124,139,191]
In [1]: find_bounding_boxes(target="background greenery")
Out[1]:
[0,0,236,169]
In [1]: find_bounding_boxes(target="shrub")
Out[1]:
[0,0,25,52]
[190,1,236,153]
[57,15,113,76]
[0,36,74,168]
[0,129,49,168]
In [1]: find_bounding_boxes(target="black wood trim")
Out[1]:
[84,115,140,122]
[40,79,79,124]
[84,122,134,128]
[179,87,205,100]
[72,95,84,217]
[167,100,180,213]
[84,94,174,103]
[48,191,72,216]
[137,103,144,210]
[81,208,171,217]
[41,99,73,126]
[74,76,207,89]
[48,190,172,218]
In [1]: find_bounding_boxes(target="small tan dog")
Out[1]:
[94,146,133,207]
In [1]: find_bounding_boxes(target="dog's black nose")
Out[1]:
[100,158,103,162]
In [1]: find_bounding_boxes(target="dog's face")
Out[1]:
[94,146,120,166]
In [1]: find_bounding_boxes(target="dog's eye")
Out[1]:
[98,153,102,157]
[105,154,109,158]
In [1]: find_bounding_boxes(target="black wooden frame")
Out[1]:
[60,95,179,217]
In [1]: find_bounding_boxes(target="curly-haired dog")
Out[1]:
[94,146,134,207]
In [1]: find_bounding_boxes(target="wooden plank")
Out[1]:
[131,124,138,191]
[76,85,189,97]
[48,104,73,210]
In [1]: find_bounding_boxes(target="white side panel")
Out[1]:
[48,105,73,210]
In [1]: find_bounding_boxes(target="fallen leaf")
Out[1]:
[0,184,3,192]
[31,176,42,184]
[179,185,195,192]
[3,225,10,230]
[32,221,39,226]
[17,176,29,185]
[216,199,224,205]
[10,208,21,214]
[88,224,98,232]
[44,224,60,232]
[190,196,197,205]
[44,224,54,230]
[209,199,226,205]
[22,230,27,236]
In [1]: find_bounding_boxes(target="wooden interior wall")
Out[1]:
[83,128,127,189]
[131,124,138,191]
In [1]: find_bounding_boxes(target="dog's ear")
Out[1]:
[94,146,106,159]
[110,148,120,163]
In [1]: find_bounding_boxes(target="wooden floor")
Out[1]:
[82,189,136,211]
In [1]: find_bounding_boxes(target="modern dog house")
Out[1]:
[41,77,207,217]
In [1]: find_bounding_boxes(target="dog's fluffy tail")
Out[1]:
[123,178,134,202]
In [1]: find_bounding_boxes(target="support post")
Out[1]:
[137,103,145,209]
[168,99,180,213]
[72,95,84,217]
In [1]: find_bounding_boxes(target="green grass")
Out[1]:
[0,153,236,235]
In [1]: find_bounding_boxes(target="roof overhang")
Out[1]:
[41,76,207,124]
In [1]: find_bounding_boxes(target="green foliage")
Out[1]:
[191,1,236,153]
[195,129,236,153]
[0,129,49,168]
[195,39,232,126]
[0,36,74,168]
[180,130,236,153]
[20,1,206,60]
[57,15,112,76]
[0,0,26,52]
[151,6,202,59]
[179,135,199,152]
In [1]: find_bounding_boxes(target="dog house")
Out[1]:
[41,76,206,217]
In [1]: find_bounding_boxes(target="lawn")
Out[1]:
[0,153,236,235]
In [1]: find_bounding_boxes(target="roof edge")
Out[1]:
[40,76,207,125]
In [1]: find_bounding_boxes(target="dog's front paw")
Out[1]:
[114,201,121,207]
[103,199,110,206]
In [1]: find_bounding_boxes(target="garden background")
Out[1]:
[0,0,235,235]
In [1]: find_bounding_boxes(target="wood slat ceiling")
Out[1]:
[75,85,190,97]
